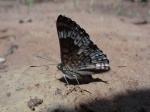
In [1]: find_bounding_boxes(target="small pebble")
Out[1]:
[27,97,43,111]
[0,58,6,63]
[7,45,18,55]
[55,88,62,95]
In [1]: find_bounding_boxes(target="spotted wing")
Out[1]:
[56,15,109,75]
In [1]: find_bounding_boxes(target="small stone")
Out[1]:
[0,58,6,63]
[27,97,43,111]
[55,88,62,95]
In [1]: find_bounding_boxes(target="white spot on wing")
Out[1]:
[104,63,109,67]
[96,63,101,69]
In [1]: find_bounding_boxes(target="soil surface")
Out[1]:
[0,0,150,112]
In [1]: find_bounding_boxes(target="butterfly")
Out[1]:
[56,15,110,84]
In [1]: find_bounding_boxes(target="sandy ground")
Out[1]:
[0,1,150,112]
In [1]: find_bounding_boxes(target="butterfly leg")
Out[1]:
[54,70,59,79]
[64,74,70,90]
[73,75,82,91]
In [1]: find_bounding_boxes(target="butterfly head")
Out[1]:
[57,63,62,70]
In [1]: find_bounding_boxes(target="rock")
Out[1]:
[0,58,6,63]
[27,97,43,111]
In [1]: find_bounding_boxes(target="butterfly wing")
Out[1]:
[56,15,109,77]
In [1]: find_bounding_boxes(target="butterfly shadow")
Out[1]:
[58,69,111,85]
[58,76,108,85]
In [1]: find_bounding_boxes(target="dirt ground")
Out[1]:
[0,0,150,112]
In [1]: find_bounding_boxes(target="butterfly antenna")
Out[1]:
[37,55,58,64]
[30,63,58,68]
[64,75,70,90]
[73,75,82,91]
[30,55,58,67]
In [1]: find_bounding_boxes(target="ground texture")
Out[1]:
[0,0,150,112]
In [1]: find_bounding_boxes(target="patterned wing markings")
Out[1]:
[56,15,110,78]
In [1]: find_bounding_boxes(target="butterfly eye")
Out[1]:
[57,65,61,70]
